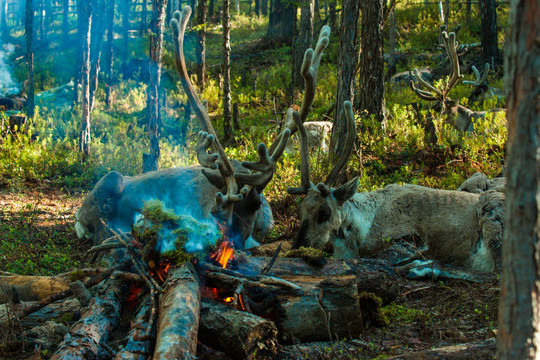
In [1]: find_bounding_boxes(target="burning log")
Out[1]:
[199,298,279,359]
[51,279,128,360]
[153,262,200,360]
[234,256,400,303]
[114,295,156,360]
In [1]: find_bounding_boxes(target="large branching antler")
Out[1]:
[463,63,489,87]
[410,31,463,103]
[171,5,291,221]
[324,101,355,187]
[268,25,331,155]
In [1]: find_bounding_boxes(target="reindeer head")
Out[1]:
[288,101,357,251]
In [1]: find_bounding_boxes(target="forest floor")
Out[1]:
[0,183,499,359]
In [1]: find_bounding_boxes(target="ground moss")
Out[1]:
[359,291,389,328]
[284,246,327,266]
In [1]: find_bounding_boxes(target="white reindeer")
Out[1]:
[288,101,504,279]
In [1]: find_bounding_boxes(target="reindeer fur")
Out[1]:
[295,179,504,273]
[75,165,273,248]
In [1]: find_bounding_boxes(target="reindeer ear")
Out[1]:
[333,177,359,205]
[98,171,125,197]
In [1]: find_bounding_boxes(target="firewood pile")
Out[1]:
[0,224,400,360]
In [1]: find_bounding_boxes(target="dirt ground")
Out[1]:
[0,185,499,359]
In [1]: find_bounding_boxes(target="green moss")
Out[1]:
[67,269,86,283]
[284,246,327,266]
[359,292,389,328]
[381,303,427,324]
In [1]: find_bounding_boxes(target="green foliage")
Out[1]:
[381,303,427,324]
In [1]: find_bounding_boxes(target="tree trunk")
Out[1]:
[143,0,167,173]
[208,0,215,19]
[496,0,540,356]
[140,0,147,35]
[330,0,360,161]
[122,0,130,62]
[25,0,35,119]
[292,0,313,91]
[222,0,232,142]
[356,0,386,123]
[37,0,43,41]
[78,0,93,158]
[444,0,449,28]
[328,0,336,31]
[254,0,260,15]
[196,0,207,91]
[62,0,69,45]
[1,0,8,42]
[388,6,397,77]
[480,0,498,60]
[266,0,294,44]
[261,0,267,15]
[105,0,116,108]
[44,0,51,37]
[89,0,106,113]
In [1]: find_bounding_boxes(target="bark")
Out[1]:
[292,0,314,91]
[196,0,207,90]
[0,275,70,304]
[261,0,268,15]
[51,279,127,360]
[153,263,200,360]
[1,0,8,42]
[208,0,215,19]
[479,0,498,60]
[233,255,399,304]
[387,7,397,77]
[78,0,92,158]
[143,0,167,173]
[356,0,386,123]
[328,0,336,31]
[199,298,279,359]
[266,0,294,44]
[329,0,360,161]
[139,0,147,35]
[0,298,81,328]
[497,0,540,357]
[385,338,496,359]
[89,0,106,112]
[114,295,156,360]
[25,0,34,119]
[254,0,260,15]
[37,0,43,41]
[122,0,130,62]
[222,0,232,142]
[105,0,116,108]
[270,275,363,343]
[62,0,69,45]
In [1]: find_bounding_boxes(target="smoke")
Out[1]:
[0,44,19,97]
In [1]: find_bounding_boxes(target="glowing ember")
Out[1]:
[212,240,234,268]
[224,297,234,303]
[150,262,171,282]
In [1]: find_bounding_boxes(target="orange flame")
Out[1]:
[213,240,234,268]
[150,262,171,283]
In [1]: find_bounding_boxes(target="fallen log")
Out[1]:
[0,299,81,328]
[264,275,363,343]
[234,256,400,303]
[153,262,200,360]
[51,278,128,360]
[383,338,496,359]
[115,295,156,360]
[199,298,279,359]
[0,275,71,303]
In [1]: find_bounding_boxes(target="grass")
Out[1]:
[0,2,508,275]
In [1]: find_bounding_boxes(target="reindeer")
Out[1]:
[75,7,331,251]
[288,100,504,278]
[410,31,505,133]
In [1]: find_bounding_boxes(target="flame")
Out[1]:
[224,296,234,303]
[150,261,171,283]
[212,240,234,269]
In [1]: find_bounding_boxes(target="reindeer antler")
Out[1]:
[171,5,291,221]
[410,31,463,103]
[463,63,489,87]
[268,25,331,155]
[324,101,355,187]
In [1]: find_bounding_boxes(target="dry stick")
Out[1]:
[15,262,127,320]
[100,220,163,293]
[260,241,283,275]
[316,288,333,342]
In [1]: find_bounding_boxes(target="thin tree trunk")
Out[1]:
[143,0,167,173]
[25,0,35,119]
[44,0,51,36]
[254,0,260,15]
[328,0,336,31]
[122,0,130,62]
[196,0,207,91]
[208,0,215,19]
[466,0,472,23]
[261,0,267,15]
[89,0,106,112]
[266,0,294,44]
[292,0,314,91]
[356,0,386,123]
[480,0,498,60]
[330,0,360,160]
[496,0,540,357]
[140,0,147,35]
[62,0,69,45]
[222,0,232,142]
[105,0,116,108]
[37,0,43,41]
[388,7,397,77]
[1,0,8,42]
[444,0,449,28]
[78,0,93,159]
